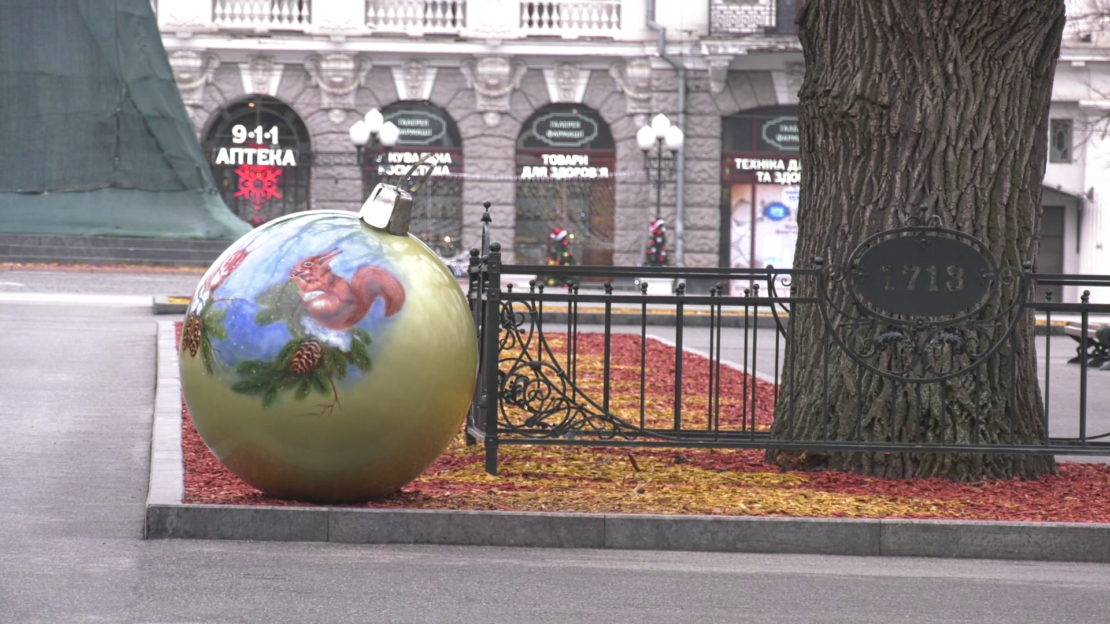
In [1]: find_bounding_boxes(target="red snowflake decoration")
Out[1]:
[234,164,283,211]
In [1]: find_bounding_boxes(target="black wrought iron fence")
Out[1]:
[464,207,1110,475]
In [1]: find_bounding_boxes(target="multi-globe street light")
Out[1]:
[348,108,400,199]
[636,113,684,220]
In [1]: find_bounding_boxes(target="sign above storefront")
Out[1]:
[213,123,298,166]
[384,108,449,146]
[369,102,464,180]
[214,146,297,167]
[518,105,614,152]
[760,116,800,151]
[722,154,802,184]
[516,105,615,180]
[374,150,461,178]
[722,107,800,156]
[530,111,600,148]
[519,153,610,179]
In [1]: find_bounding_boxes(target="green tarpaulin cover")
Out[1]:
[0,0,249,239]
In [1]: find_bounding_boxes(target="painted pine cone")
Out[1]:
[290,340,324,376]
[183,315,202,357]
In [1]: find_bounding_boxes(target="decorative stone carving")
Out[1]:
[391,60,438,101]
[169,51,220,111]
[238,55,284,96]
[771,62,805,105]
[460,0,519,41]
[305,53,373,123]
[308,0,365,38]
[542,63,590,104]
[157,0,212,33]
[460,57,527,126]
[708,58,731,95]
[609,58,653,116]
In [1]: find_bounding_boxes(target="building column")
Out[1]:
[1080,123,1110,302]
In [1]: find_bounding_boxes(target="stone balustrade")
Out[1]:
[519,1,622,38]
[212,0,312,30]
[366,0,467,34]
[157,0,638,39]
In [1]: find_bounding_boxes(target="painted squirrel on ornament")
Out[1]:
[290,248,406,331]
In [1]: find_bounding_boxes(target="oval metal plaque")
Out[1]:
[853,235,991,317]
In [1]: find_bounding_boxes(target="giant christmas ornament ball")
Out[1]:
[179,193,477,503]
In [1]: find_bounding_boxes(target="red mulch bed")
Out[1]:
[174,323,1110,522]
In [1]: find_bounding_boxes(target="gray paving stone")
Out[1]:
[329,509,605,548]
[604,514,882,556]
[146,504,329,541]
[880,519,1110,563]
[329,508,455,544]
[445,510,605,548]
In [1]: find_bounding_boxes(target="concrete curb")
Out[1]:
[153,296,188,315]
[144,501,1110,563]
[146,322,183,510]
[145,319,1110,563]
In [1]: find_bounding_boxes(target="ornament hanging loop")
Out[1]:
[359,183,413,236]
[359,153,441,236]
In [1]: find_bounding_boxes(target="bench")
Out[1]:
[1064,323,1110,368]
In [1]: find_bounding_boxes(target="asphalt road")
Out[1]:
[1,268,1109,623]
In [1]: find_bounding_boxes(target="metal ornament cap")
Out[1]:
[359,183,413,236]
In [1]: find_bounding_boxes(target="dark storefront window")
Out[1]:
[361,101,463,257]
[515,104,616,266]
[203,96,311,226]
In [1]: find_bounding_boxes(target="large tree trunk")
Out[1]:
[766,0,1065,480]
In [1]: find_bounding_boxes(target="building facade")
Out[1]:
[158,0,1102,301]
[1041,0,1110,302]
[156,0,804,269]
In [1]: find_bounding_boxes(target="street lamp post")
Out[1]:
[349,109,400,200]
[637,113,684,219]
[637,114,683,265]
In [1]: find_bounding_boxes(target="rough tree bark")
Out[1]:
[766,0,1065,480]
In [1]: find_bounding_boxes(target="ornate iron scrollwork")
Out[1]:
[765,267,795,338]
[817,215,1028,383]
[495,297,656,440]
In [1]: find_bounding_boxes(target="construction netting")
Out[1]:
[0,0,249,239]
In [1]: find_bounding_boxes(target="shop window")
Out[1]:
[721,107,801,293]
[1050,119,1072,163]
[362,101,464,258]
[514,104,616,267]
[203,96,311,226]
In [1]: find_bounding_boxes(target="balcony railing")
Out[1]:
[519,1,621,38]
[710,0,776,36]
[213,0,311,30]
[166,0,632,39]
[366,0,466,34]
